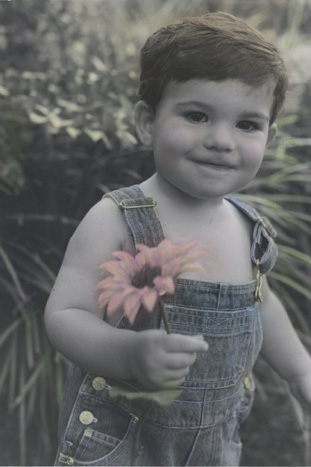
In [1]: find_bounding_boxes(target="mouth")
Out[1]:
[193,160,235,170]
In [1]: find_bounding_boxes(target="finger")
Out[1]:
[165,333,208,353]
[160,376,187,389]
[171,367,190,380]
[162,365,191,382]
[165,352,197,370]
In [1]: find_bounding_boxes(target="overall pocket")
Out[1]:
[60,394,136,465]
[163,305,255,389]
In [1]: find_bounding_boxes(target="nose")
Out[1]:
[203,123,235,152]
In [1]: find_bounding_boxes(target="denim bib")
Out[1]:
[55,185,278,466]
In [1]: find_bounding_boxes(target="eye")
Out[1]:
[237,120,259,131]
[185,111,208,123]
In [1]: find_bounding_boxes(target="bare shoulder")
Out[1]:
[225,198,254,238]
[45,197,134,317]
[67,197,134,264]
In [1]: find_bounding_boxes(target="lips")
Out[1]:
[192,160,235,169]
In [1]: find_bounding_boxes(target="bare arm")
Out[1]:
[44,199,208,389]
[260,276,311,407]
[44,199,134,377]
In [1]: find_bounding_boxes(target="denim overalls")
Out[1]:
[55,185,278,466]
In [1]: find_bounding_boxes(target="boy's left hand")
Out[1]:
[288,372,311,411]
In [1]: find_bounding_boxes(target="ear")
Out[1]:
[267,122,277,147]
[135,101,155,147]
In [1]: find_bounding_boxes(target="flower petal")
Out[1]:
[123,293,142,324]
[97,237,207,325]
[106,287,136,315]
[158,239,177,264]
[175,239,200,255]
[97,292,113,309]
[153,276,175,295]
[161,257,182,278]
[135,250,148,268]
[136,244,153,262]
[96,277,129,291]
[180,249,206,264]
[141,287,158,312]
[98,287,125,309]
[103,261,130,279]
[111,251,138,275]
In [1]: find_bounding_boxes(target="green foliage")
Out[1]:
[237,125,311,338]
[0,1,310,465]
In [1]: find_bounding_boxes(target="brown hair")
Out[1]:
[139,12,288,123]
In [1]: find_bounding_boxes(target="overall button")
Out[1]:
[57,453,73,465]
[92,376,107,391]
[59,453,74,465]
[79,411,94,425]
[243,376,252,390]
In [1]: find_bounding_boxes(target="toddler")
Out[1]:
[45,12,311,466]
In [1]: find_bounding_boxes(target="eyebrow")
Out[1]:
[174,101,270,121]
[239,112,270,122]
[174,101,209,111]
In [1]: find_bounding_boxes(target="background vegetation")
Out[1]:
[0,0,310,465]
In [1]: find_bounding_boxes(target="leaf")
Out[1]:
[66,126,81,139]
[84,128,112,148]
[0,85,9,96]
[91,56,108,72]
[55,354,66,407]
[48,113,73,129]
[278,245,311,265]
[28,112,48,124]
[21,71,45,80]
[277,114,301,127]
[268,272,311,301]
[11,350,51,409]
[87,71,99,83]
[0,244,26,300]
[260,194,311,204]
[0,353,11,394]
[108,381,181,406]
[57,98,86,113]
[124,131,138,145]
[21,71,36,80]
[84,128,105,142]
[34,104,50,115]
[0,318,23,349]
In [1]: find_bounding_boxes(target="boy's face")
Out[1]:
[137,78,276,202]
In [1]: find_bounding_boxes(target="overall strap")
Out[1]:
[226,196,278,273]
[103,185,164,330]
[226,196,278,302]
[103,185,165,248]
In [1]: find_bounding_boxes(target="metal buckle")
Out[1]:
[255,259,263,303]
[119,200,157,209]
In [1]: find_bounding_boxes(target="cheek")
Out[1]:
[243,140,266,169]
[155,126,197,153]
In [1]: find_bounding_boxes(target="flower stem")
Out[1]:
[159,298,171,334]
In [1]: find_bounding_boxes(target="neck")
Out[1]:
[140,173,225,216]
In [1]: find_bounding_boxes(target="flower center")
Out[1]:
[131,266,162,289]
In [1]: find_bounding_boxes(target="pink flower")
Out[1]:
[96,239,205,324]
